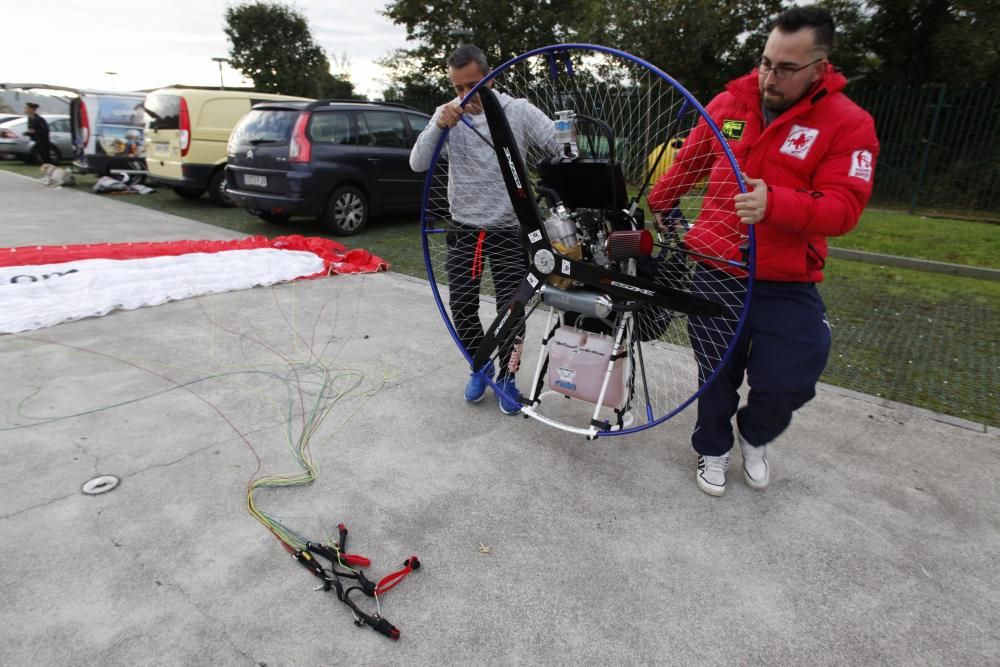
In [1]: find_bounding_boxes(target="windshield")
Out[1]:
[230,109,299,146]
[144,94,180,130]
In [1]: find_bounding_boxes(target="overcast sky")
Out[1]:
[3,0,410,99]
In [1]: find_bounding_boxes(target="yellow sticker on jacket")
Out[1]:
[721,119,746,141]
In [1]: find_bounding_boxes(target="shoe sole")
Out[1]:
[696,474,725,497]
[743,467,769,490]
[498,400,520,415]
[465,393,487,403]
[495,384,521,414]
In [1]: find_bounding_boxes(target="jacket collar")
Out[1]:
[726,65,847,120]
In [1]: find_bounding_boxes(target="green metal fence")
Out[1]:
[394,84,1000,216]
[848,84,1000,214]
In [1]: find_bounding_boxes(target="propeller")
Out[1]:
[472,87,722,372]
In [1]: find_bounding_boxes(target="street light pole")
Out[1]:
[448,26,474,46]
[105,71,118,90]
[211,58,230,90]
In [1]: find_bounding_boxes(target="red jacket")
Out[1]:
[648,67,879,282]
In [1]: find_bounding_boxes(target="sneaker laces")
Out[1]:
[702,454,729,476]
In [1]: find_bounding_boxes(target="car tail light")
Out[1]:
[289,111,312,163]
[179,96,191,156]
[0,128,17,139]
[79,99,90,145]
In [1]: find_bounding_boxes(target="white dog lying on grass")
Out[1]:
[39,163,76,188]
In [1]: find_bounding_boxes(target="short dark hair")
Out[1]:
[447,45,490,74]
[25,102,39,110]
[774,5,835,53]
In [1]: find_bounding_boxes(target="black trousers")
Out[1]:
[445,225,526,377]
[32,140,52,164]
[688,268,831,456]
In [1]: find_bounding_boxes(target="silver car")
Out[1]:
[0,114,74,163]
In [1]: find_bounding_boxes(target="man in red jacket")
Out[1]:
[648,5,878,497]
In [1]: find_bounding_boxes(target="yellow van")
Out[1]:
[143,88,312,205]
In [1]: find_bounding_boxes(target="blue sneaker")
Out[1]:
[495,375,522,415]
[464,361,494,403]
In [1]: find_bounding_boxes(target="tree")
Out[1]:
[818,0,876,83]
[863,0,1000,86]
[224,1,347,98]
[321,53,365,100]
[575,0,782,100]
[380,0,586,100]
[381,0,787,102]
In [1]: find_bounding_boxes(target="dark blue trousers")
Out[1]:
[688,268,831,456]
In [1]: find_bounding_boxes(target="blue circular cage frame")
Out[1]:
[419,43,755,437]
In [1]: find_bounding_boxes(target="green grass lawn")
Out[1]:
[831,208,1000,269]
[3,160,995,425]
[819,260,998,426]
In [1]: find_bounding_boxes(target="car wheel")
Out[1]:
[324,185,368,235]
[47,145,61,164]
[172,186,205,200]
[208,169,234,207]
[258,212,291,224]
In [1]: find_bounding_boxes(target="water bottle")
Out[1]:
[554,110,578,158]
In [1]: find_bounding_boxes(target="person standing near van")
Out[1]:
[24,103,52,164]
[410,45,560,414]
[648,6,878,496]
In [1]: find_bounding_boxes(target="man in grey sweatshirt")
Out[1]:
[410,45,559,414]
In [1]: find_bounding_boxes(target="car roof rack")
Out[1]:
[305,99,424,113]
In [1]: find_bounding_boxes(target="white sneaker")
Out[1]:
[696,454,730,496]
[738,432,770,489]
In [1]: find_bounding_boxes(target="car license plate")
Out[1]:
[244,174,267,187]
[153,142,169,156]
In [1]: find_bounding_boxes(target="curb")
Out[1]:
[828,246,1000,281]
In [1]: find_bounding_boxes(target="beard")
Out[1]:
[761,75,820,112]
[761,86,794,112]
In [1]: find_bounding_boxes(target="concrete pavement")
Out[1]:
[1,170,998,665]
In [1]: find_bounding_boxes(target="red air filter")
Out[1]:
[606,230,653,260]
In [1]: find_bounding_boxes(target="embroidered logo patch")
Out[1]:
[779,125,820,160]
[721,119,746,141]
[849,150,873,182]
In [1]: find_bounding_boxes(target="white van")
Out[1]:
[69,90,147,177]
[143,87,312,205]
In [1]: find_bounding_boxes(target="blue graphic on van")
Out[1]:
[98,97,145,127]
[96,97,146,157]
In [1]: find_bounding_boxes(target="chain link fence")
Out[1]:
[848,84,1000,216]
[819,261,997,429]
[393,84,1000,216]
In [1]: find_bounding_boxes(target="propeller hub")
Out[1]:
[533,248,556,274]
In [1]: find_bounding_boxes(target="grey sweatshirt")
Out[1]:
[409,91,560,229]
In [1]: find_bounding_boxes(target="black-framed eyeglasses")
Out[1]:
[758,57,824,80]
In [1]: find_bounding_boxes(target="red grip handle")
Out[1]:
[342,553,371,567]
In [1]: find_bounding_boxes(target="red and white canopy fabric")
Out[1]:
[0,235,387,334]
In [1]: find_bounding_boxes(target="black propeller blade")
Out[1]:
[471,87,551,370]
